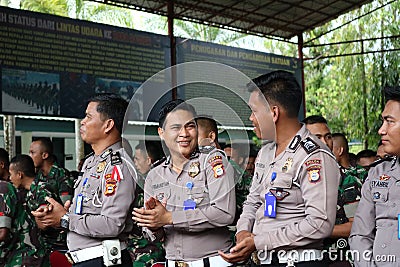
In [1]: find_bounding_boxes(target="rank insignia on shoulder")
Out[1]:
[199,145,215,153]
[307,166,322,183]
[97,161,107,173]
[111,151,122,166]
[288,135,301,150]
[100,149,112,159]
[188,162,200,178]
[301,138,320,154]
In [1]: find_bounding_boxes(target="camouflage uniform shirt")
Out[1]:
[127,174,165,267]
[0,181,18,265]
[36,162,74,204]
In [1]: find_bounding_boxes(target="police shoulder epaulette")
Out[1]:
[151,157,167,169]
[111,151,122,166]
[300,137,320,154]
[368,156,394,168]
[199,145,215,154]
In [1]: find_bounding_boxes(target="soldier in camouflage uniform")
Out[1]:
[30,137,74,205]
[129,141,165,266]
[0,180,19,266]
[8,155,62,266]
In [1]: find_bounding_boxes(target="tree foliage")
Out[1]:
[304,1,399,150]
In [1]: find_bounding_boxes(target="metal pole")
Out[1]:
[75,119,84,169]
[3,115,16,158]
[298,34,306,117]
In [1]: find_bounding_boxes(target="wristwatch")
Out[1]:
[60,213,70,229]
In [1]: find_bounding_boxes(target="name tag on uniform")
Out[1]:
[264,192,276,218]
[75,194,84,214]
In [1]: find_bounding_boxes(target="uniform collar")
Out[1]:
[162,149,200,169]
[97,141,122,159]
[285,124,308,153]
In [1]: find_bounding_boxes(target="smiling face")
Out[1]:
[378,100,400,156]
[248,91,275,140]
[158,109,198,159]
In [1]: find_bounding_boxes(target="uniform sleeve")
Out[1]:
[0,182,16,229]
[349,176,375,267]
[254,151,339,250]
[171,153,236,231]
[236,172,263,233]
[69,157,136,238]
[57,169,74,204]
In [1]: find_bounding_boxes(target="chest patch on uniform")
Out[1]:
[371,180,389,188]
[282,158,293,173]
[256,163,265,169]
[209,156,225,178]
[373,192,381,199]
[270,188,290,200]
[97,161,107,173]
[188,162,200,178]
[152,182,169,190]
[379,174,390,181]
[307,166,322,183]
[301,138,320,154]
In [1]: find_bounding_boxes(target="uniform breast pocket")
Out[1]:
[372,189,388,204]
[153,187,171,203]
[191,186,209,206]
[270,174,300,204]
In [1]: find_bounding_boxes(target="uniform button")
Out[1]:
[382,244,386,248]
[392,202,396,207]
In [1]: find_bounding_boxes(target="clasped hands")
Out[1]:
[31,197,70,229]
[132,196,172,230]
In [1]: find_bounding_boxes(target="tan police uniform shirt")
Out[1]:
[144,148,235,261]
[236,125,339,251]
[67,141,136,251]
[349,157,400,266]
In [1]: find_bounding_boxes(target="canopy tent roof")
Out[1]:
[94,0,374,40]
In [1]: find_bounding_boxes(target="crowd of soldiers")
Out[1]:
[2,80,60,115]
[0,71,399,267]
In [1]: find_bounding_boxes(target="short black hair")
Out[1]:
[196,115,219,144]
[88,93,128,134]
[332,132,349,153]
[356,149,376,161]
[0,148,9,169]
[10,154,36,177]
[302,115,328,125]
[158,99,197,128]
[135,141,163,163]
[248,70,302,118]
[33,137,53,155]
[384,85,400,102]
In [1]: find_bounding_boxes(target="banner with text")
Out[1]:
[0,6,171,119]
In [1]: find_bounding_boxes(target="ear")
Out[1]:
[271,106,280,123]
[338,146,344,157]
[42,152,49,160]
[158,127,164,140]
[209,131,216,142]
[0,161,4,169]
[104,119,115,134]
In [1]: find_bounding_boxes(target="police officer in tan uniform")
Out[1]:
[220,71,340,267]
[33,94,136,267]
[133,99,235,267]
[349,86,400,266]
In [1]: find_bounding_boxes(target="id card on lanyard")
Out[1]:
[75,178,88,214]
